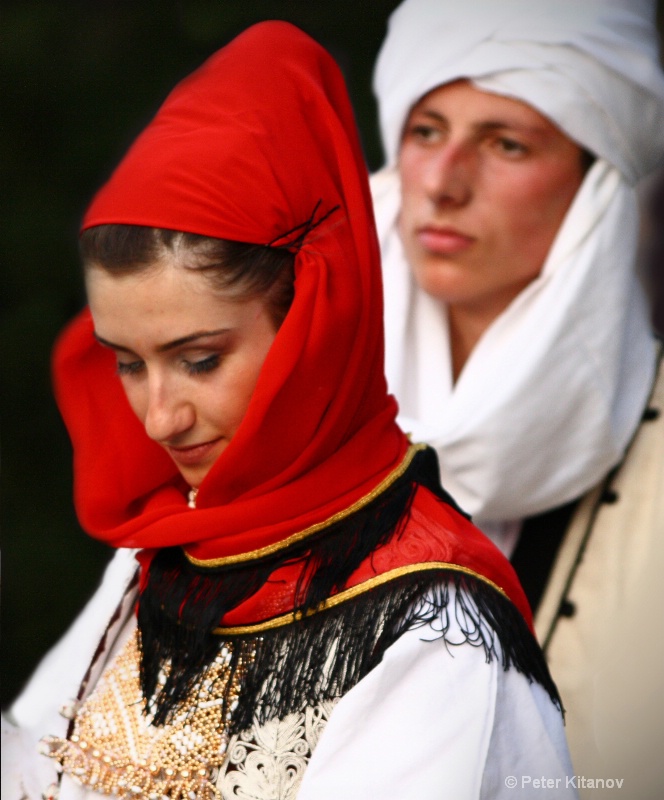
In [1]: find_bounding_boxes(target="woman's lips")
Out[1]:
[165,438,223,466]
[417,226,474,255]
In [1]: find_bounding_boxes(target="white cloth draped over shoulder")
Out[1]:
[372,0,664,546]
[3,551,576,800]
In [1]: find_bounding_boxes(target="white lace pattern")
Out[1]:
[217,701,338,799]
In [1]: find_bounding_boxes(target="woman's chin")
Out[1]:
[168,439,228,488]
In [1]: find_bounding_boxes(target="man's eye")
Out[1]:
[496,137,527,155]
[407,123,442,144]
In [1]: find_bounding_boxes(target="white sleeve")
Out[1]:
[298,586,577,800]
[2,549,138,800]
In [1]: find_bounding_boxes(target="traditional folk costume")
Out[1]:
[3,22,574,800]
[372,1,664,795]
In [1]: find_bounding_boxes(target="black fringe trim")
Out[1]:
[137,448,494,726]
[156,570,562,737]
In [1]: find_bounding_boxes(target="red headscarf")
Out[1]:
[54,21,407,563]
[53,22,534,636]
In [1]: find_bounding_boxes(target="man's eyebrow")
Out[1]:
[474,119,547,136]
[416,108,447,123]
[414,108,546,135]
[94,328,231,353]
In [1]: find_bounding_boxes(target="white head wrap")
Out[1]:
[375,0,664,183]
[372,0,664,549]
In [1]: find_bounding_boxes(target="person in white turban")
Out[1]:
[372,0,664,795]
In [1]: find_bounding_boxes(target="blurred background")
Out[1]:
[1,0,401,708]
[2,1,663,709]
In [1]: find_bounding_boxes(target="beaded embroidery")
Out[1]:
[41,628,245,799]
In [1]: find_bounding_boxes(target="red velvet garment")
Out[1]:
[52,22,533,629]
[215,481,534,630]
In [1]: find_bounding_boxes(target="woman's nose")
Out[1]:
[423,143,473,207]
[143,379,195,443]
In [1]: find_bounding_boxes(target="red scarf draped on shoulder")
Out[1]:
[52,22,532,632]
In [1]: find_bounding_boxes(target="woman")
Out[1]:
[3,22,574,799]
[371,0,664,792]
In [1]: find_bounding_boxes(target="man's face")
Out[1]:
[398,80,586,325]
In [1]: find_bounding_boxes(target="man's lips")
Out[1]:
[417,226,474,255]
[165,438,223,466]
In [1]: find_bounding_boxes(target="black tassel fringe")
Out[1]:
[136,448,560,730]
[223,571,562,737]
[142,570,562,735]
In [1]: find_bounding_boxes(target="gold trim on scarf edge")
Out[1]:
[185,442,426,568]
[212,563,509,635]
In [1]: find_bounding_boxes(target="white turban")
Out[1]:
[375,0,664,184]
[372,0,664,547]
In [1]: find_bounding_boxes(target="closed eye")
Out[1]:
[184,354,221,375]
[116,359,145,376]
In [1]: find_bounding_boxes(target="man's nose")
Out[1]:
[423,142,474,207]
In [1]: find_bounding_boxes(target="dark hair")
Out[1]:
[79,225,296,328]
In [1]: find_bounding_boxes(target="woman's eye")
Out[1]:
[185,354,221,375]
[116,360,144,376]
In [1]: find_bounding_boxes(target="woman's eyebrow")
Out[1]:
[93,328,231,353]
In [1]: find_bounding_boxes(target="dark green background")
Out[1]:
[1,0,401,708]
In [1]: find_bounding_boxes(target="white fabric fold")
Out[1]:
[377,161,655,534]
[374,0,664,184]
[372,0,664,543]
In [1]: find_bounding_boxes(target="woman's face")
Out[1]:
[397,80,585,325]
[87,256,277,488]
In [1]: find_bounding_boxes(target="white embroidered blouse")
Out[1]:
[2,549,577,800]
